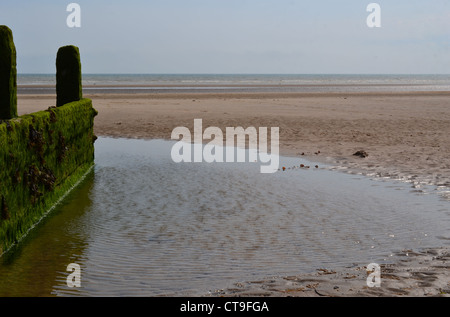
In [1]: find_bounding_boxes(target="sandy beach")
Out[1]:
[17,90,450,297]
[19,91,450,192]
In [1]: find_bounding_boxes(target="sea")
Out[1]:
[17,73,450,94]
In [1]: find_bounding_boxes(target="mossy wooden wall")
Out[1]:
[0,98,97,254]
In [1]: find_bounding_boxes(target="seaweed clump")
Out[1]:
[28,125,45,164]
[24,165,56,205]
[1,196,9,221]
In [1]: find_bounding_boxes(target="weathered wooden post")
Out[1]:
[56,45,82,107]
[0,25,17,119]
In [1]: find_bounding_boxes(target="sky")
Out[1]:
[1,0,449,74]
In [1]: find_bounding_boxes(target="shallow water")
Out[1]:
[0,137,448,296]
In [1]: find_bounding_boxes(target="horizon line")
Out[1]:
[16,73,450,76]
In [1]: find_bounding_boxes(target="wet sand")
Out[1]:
[17,90,450,297]
[207,248,450,297]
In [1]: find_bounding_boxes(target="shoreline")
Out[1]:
[18,90,450,197]
[17,91,450,296]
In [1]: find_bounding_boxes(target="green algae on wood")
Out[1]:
[56,46,82,107]
[0,99,97,255]
[0,25,17,119]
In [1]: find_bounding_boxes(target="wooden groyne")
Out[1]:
[0,26,97,255]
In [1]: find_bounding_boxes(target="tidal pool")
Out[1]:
[0,137,448,296]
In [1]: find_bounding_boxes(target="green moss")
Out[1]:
[56,46,82,107]
[0,99,97,255]
[0,25,17,119]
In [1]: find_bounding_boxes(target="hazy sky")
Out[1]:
[1,0,449,74]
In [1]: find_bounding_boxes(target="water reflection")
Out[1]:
[0,172,94,296]
[0,137,448,296]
